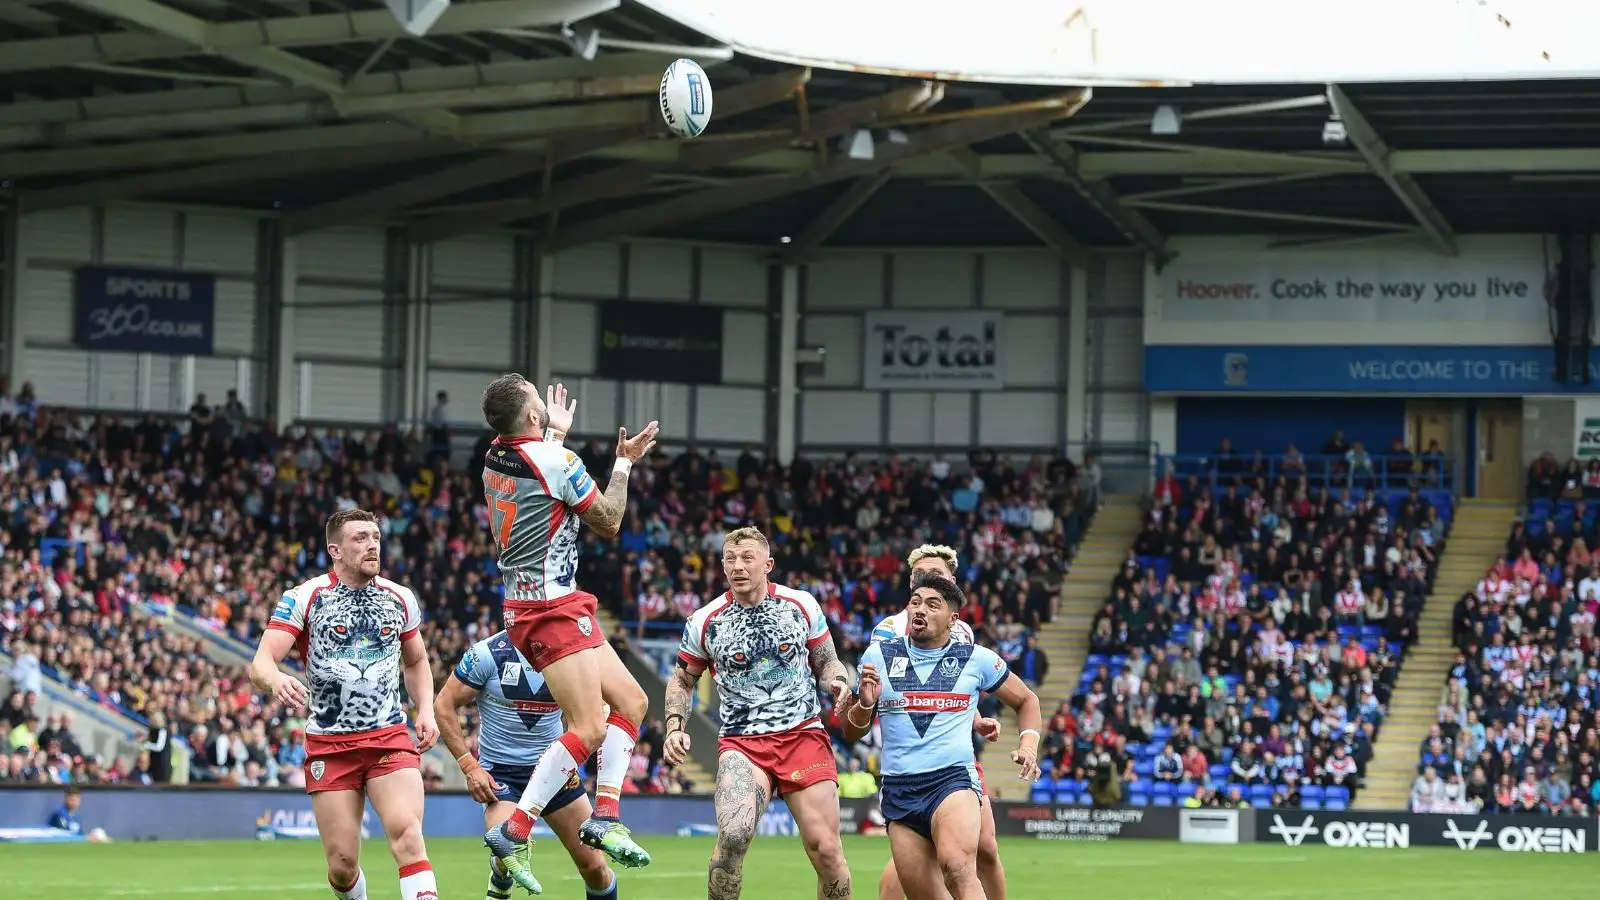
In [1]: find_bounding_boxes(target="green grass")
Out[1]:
[2,836,1595,899]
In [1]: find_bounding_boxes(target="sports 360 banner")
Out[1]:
[863,311,1003,391]
[75,266,217,355]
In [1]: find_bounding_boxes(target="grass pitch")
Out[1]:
[1,835,1593,899]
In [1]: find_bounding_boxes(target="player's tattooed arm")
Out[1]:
[664,659,700,727]
[576,470,630,539]
[807,633,851,697]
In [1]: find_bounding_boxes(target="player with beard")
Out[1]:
[871,545,1008,900]
[662,527,854,900]
[478,377,656,893]
[250,508,441,900]
[841,571,1042,900]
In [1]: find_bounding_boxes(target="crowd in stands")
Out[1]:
[1035,434,1451,811]
[0,386,1095,794]
[1412,457,1600,816]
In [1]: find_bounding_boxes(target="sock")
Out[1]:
[587,870,619,899]
[330,870,367,900]
[398,860,438,900]
[594,713,640,819]
[506,731,593,840]
[486,858,514,900]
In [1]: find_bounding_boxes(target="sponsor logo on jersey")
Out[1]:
[888,657,909,678]
[503,609,516,627]
[940,657,962,677]
[883,691,971,714]
[500,662,522,686]
[272,593,296,622]
[790,760,831,781]
[577,616,593,637]
[309,761,325,781]
[509,700,559,714]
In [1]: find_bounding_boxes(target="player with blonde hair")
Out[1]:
[871,544,1011,900]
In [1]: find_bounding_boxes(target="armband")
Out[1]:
[613,458,633,476]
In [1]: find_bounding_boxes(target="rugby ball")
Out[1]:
[659,58,713,139]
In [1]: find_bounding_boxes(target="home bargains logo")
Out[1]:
[881,692,971,714]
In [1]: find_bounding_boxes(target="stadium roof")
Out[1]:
[5,0,1600,258]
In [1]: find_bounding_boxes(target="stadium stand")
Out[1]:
[0,403,1098,796]
[1031,444,1456,811]
[1408,477,1600,816]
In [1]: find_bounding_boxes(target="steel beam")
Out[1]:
[1021,130,1170,264]
[0,0,620,74]
[945,148,1089,265]
[0,102,648,179]
[781,172,891,261]
[412,77,930,243]
[1124,200,1419,232]
[58,0,459,136]
[21,141,466,212]
[0,53,685,135]
[1327,84,1458,255]
[546,90,1092,251]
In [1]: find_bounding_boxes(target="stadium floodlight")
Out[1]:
[843,129,875,161]
[1150,104,1181,135]
[385,0,450,37]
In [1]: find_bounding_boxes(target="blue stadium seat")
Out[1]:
[1133,760,1155,778]
[1086,654,1109,668]
[1249,784,1273,805]
[1209,764,1229,782]
[1301,785,1326,803]
[1031,784,1054,803]
[1324,797,1349,811]
[1301,798,1323,810]
[1038,759,1054,778]
[1220,746,1235,765]
[1127,790,1149,807]
[1153,794,1175,807]
[1152,781,1177,800]
[1326,786,1351,806]
[1075,792,1092,806]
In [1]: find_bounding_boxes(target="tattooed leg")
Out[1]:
[785,778,851,899]
[709,752,769,900]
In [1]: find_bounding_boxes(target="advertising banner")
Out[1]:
[1257,809,1596,853]
[1143,345,1600,395]
[992,803,1179,842]
[74,265,216,355]
[597,301,723,385]
[863,311,1003,391]
[1576,400,1600,460]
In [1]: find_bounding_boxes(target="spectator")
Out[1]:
[48,785,83,834]
[837,758,877,799]
[1410,766,1446,812]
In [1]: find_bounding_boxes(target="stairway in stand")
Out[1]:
[1356,498,1518,810]
[594,606,716,792]
[1031,494,1145,710]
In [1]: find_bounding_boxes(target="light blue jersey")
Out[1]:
[859,636,1010,778]
[453,631,562,768]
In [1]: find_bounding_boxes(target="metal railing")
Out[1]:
[1064,440,1161,495]
[1158,452,1454,493]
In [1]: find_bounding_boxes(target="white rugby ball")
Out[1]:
[659,58,713,139]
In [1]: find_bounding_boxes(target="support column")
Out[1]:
[533,252,556,390]
[1,204,21,383]
[776,262,800,464]
[399,240,431,428]
[176,357,196,411]
[269,233,299,429]
[1064,263,1090,448]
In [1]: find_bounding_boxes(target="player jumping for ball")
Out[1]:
[435,629,619,900]
[872,545,1009,900]
[250,509,442,900]
[841,571,1042,900]
[478,376,656,893]
[662,527,854,900]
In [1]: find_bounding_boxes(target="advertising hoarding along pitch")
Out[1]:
[74,265,216,356]
[864,311,1003,391]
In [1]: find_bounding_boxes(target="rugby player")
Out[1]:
[661,527,854,900]
[250,508,441,900]
[842,571,1042,900]
[478,376,655,892]
[435,630,617,900]
[872,545,1008,900]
